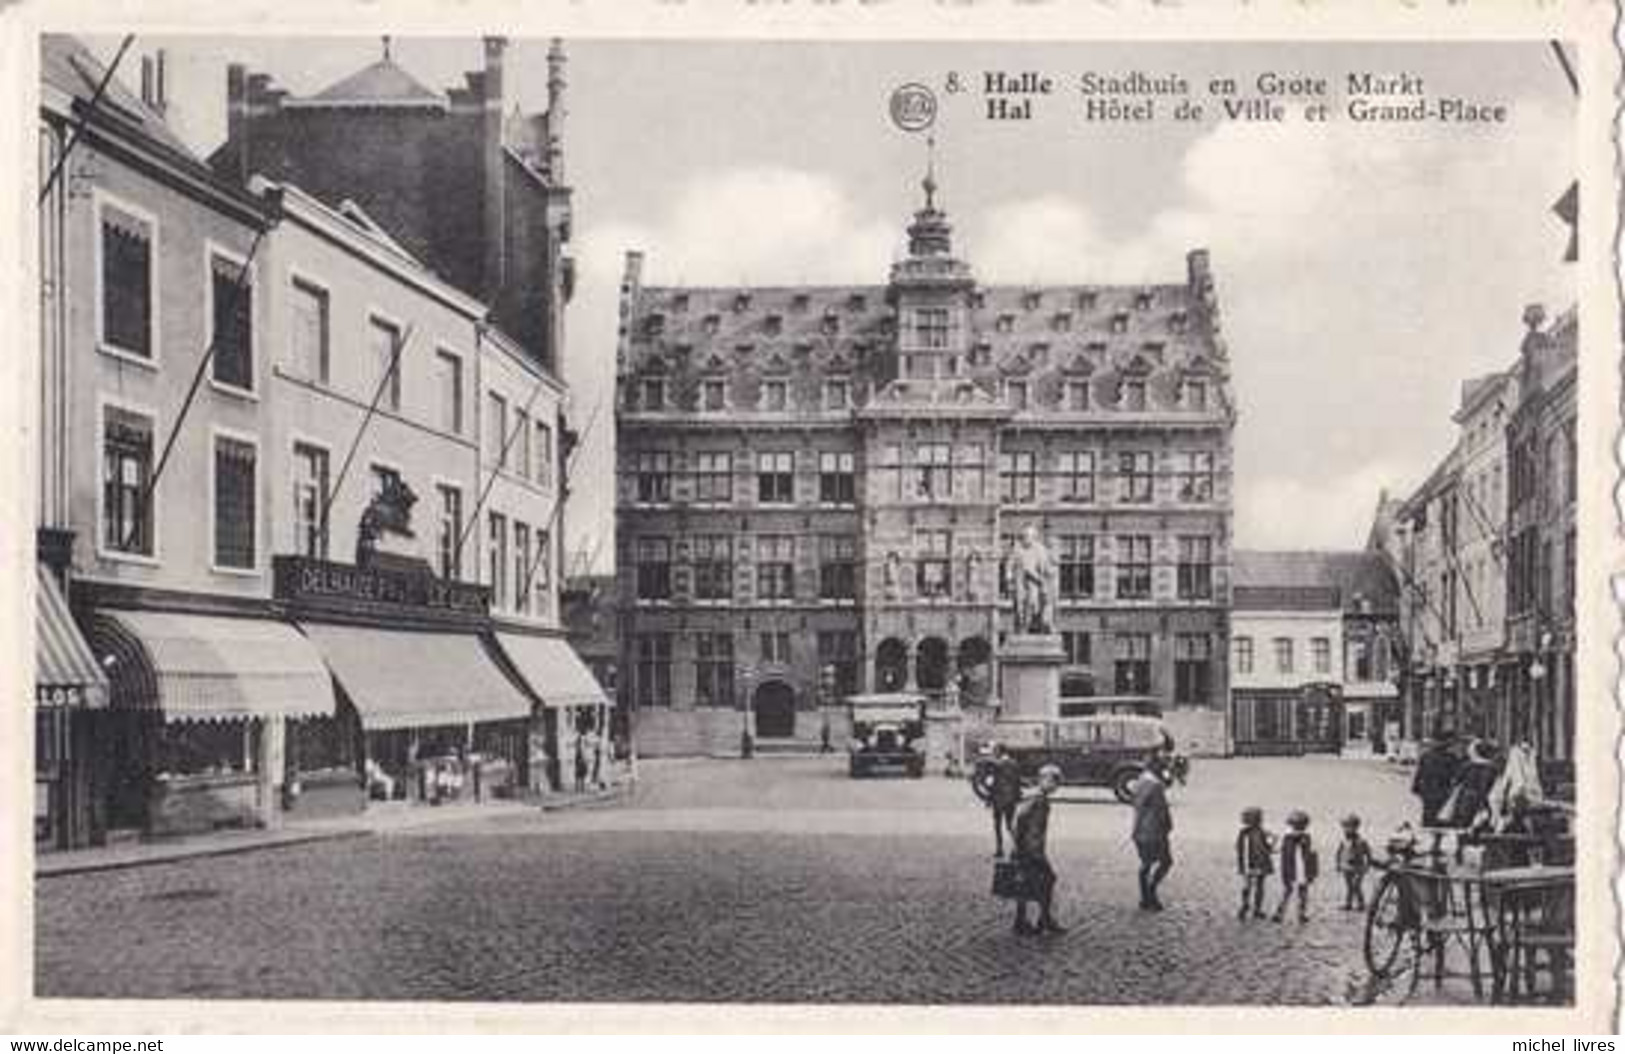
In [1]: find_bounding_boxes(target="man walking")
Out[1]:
[1130,759,1174,911]
[1012,764,1066,936]
[1412,730,1459,827]
[988,742,1022,859]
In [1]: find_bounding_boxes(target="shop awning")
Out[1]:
[299,623,533,731]
[90,610,334,721]
[495,633,611,710]
[35,567,108,708]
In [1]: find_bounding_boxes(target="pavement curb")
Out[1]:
[36,827,370,879]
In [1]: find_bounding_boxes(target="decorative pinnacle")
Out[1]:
[922,134,937,210]
[381,35,392,62]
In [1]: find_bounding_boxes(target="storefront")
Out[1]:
[86,610,336,837]
[493,632,613,791]
[1231,684,1345,756]
[34,566,109,850]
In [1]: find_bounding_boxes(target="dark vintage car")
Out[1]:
[970,714,1186,804]
[847,693,927,778]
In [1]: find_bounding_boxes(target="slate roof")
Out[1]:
[41,35,200,163]
[1231,550,1399,615]
[300,58,446,108]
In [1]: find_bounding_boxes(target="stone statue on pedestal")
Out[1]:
[1008,525,1054,634]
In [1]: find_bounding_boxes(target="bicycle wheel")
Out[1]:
[1364,873,1416,978]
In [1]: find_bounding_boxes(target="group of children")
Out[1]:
[1234,807,1374,923]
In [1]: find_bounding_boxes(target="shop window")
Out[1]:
[155,719,258,777]
[213,435,257,571]
[289,714,356,774]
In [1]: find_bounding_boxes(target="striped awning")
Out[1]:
[299,623,533,731]
[35,567,108,708]
[89,610,335,722]
[495,633,610,710]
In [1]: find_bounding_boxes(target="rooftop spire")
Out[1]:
[922,134,937,211]
[382,35,392,62]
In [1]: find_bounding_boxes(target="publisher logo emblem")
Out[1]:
[889,83,938,132]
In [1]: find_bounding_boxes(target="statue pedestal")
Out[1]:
[999,633,1064,720]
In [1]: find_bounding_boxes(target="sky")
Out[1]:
[94,35,1577,569]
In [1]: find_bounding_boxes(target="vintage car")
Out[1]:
[846,693,927,778]
[969,713,1185,803]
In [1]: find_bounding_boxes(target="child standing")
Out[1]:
[1335,814,1373,911]
[1234,806,1274,920]
[1274,810,1318,924]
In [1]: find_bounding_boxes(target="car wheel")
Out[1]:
[1112,767,1140,804]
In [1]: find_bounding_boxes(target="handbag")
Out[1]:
[992,859,1032,899]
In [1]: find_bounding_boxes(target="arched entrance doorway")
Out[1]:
[916,637,950,693]
[753,680,797,739]
[958,636,993,706]
[875,638,908,693]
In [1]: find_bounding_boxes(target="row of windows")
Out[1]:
[630,373,1212,415]
[634,630,862,708]
[657,287,1173,319]
[1230,635,1392,680]
[97,193,553,485]
[631,533,1217,603]
[627,448,1216,507]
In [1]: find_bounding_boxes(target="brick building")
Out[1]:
[616,172,1236,757]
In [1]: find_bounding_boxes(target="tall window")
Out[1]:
[818,631,860,698]
[635,451,672,504]
[761,631,792,665]
[514,522,531,614]
[1181,379,1208,411]
[99,200,153,359]
[1067,379,1090,411]
[1234,636,1254,675]
[1058,535,1095,600]
[209,251,254,392]
[488,393,508,468]
[102,406,154,555]
[635,633,672,708]
[757,536,796,601]
[694,452,732,504]
[532,529,551,614]
[213,436,257,570]
[915,443,951,500]
[913,307,950,350]
[636,537,672,601]
[535,421,553,488]
[1006,380,1029,411]
[762,379,789,412]
[1061,630,1092,666]
[695,633,735,707]
[1174,634,1212,705]
[702,378,727,412]
[1058,451,1095,503]
[514,410,532,480]
[368,317,402,412]
[1000,451,1036,504]
[1175,451,1215,503]
[488,513,508,609]
[1115,535,1152,600]
[289,278,329,383]
[435,350,463,435]
[292,443,330,560]
[1176,536,1213,600]
[757,452,794,504]
[1311,637,1331,675]
[436,483,462,579]
[819,452,855,504]
[825,378,850,410]
[1115,633,1152,694]
[693,535,732,601]
[1117,451,1154,504]
[819,535,857,600]
[1121,375,1147,411]
[916,529,951,598]
[641,378,666,411]
[1274,637,1294,674]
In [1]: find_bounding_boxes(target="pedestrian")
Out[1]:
[1011,763,1066,936]
[987,742,1022,859]
[1234,806,1274,920]
[1335,814,1372,911]
[592,734,605,790]
[1411,729,1460,827]
[573,733,589,793]
[1273,810,1317,923]
[1444,738,1498,830]
[1130,759,1174,911]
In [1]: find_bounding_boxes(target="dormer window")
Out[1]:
[702,314,721,335]
[971,341,992,366]
[643,313,666,337]
[822,314,840,336]
[1007,379,1029,411]
[764,314,783,336]
[847,293,867,312]
[1052,313,1072,333]
[733,293,752,313]
[642,378,667,412]
[1182,379,1208,412]
[763,379,789,412]
[1169,311,1189,334]
[790,293,810,313]
[996,314,1015,334]
[1028,342,1050,368]
[702,378,728,412]
[1135,290,1155,311]
[1077,290,1099,312]
[1142,341,1167,362]
[1022,291,1042,311]
[825,377,851,410]
[1067,379,1091,411]
[970,291,987,310]
[1120,376,1147,412]
[1110,312,1130,334]
[672,293,690,313]
[1086,340,1108,356]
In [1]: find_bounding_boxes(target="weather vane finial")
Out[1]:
[382,35,393,62]
[922,134,938,210]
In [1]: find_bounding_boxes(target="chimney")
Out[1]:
[481,36,508,307]
[546,39,567,182]
[1186,248,1211,292]
[226,63,249,184]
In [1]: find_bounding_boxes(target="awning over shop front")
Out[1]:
[299,623,533,731]
[36,567,108,708]
[495,633,611,710]
[90,610,334,722]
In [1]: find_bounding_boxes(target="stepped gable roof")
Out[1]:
[623,279,1221,377]
[41,35,200,162]
[299,57,446,109]
[1232,550,1399,615]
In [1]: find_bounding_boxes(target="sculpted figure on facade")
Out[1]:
[1010,525,1055,634]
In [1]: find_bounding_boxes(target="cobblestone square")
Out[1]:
[35,756,1483,1006]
